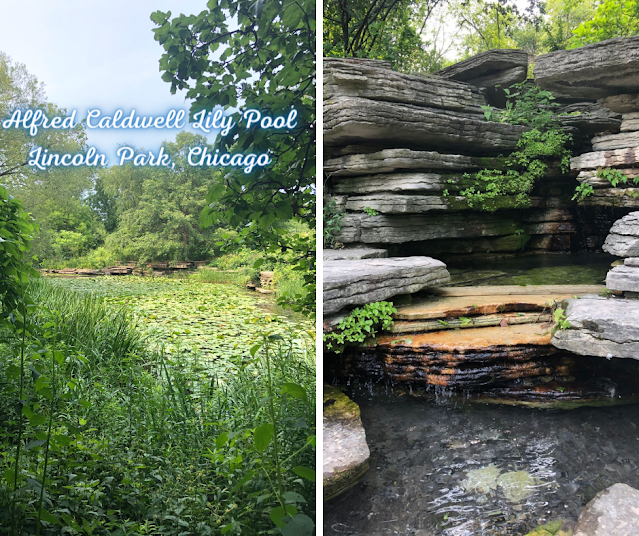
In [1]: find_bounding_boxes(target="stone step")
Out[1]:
[394,292,594,321]
[390,312,552,333]
[431,285,605,297]
[376,322,554,351]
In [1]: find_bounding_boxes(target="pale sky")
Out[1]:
[0,0,220,162]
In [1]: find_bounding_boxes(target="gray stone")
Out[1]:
[324,57,486,112]
[551,296,639,359]
[337,213,519,245]
[558,102,622,134]
[331,172,463,195]
[570,147,639,171]
[606,265,639,292]
[325,148,494,177]
[603,212,639,255]
[592,131,639,151]
[323,256,450,315]
[345,194,451,213]
[323,385,370,501]
[625,257,639,266]
[535,36,639,99]
[574,483,639,536]
[323,248,388,261]
[599,93,639,113]
[324,96,527,152]
[436,49,529,83]
[621,112,639,131]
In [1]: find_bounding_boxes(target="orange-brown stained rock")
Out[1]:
[394,295,566,320]
[376,323,554,350]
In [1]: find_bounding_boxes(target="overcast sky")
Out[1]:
[0,0,218,162]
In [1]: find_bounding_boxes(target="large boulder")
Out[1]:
[323,256,450,315]
[574,483,639,536]
[324,57,486,112]
[603,211,639,257]
[324,96,527,152]
[535,37,639,99]
[323,385,370,501]
[551,296,639,359]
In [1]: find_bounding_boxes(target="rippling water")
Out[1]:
[324,381,639,536]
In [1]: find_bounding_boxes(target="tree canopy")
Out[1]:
[151,0,316,314]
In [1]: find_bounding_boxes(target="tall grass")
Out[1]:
[0,279,315,535]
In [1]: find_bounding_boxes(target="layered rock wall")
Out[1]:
[326,39,639,260]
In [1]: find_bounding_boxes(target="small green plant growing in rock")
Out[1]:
[323,194,343,248]
[363,207,380,216]
[460,83,572,212]
[552,307,570,334]
[572,183,595,201]
[597,167,639,187]
[324,301,397,353]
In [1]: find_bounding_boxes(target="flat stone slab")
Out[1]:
[603,211,639,256]
[337,213,519,244]
[558,102,621,134]
[390,312,552,333]
[535,36,639,99]
[323,248,387,261]
[324,96,526,152]
[323,384,370,501]
[344,193,451,213]
[606,265,639,292]
[574,483,639,536]
[600,92,639,113]
[577,169,639,188]
[331,172,467,195]
[436,49,529,84]
[431,284,605,297]
[551,296,639,359]
[577,188,639,208]
[376,323,554,351]
[324,57,486,112]
[394,294,570,320]
[571,147,639,171]
[323,257,450,315]
[324,148,498,177]
[592,131,639,151]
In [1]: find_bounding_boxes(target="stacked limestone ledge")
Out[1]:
[551,211,639,360]
[325,50,620,258]
[533,37,639,209]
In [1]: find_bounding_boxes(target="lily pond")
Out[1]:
[46,276,314,372]
[325,381,639,536]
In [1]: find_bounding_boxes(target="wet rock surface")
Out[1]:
[574,483,639,536]
[324,383,639,535]
[534,36,639,99]
[551,296,639,359]
[323,257,450,315]
[323,384,371,501]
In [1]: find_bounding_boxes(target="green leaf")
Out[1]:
[292,466,315,482]
[254,422,274,451]
[280,382,307,401]
[281,514,315,536]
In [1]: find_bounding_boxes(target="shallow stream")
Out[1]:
[324,381,639,536]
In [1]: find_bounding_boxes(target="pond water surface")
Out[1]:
[324,381,639,536]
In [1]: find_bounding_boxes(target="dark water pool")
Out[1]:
[324,381,639,536]
[447,253,616,286]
